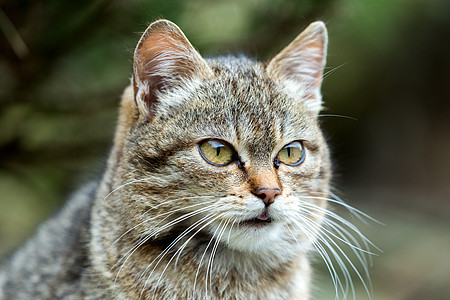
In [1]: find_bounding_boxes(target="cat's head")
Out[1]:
[109,20,330,257]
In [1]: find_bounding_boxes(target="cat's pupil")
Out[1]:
[287,147,291,157]
[216,147,221,156]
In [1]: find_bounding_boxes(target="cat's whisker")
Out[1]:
[140,195,219,218]
[302,62,348,104]
[105,211,170,256]
[105,197,199,256]
[300,199,371,238]
[288,217,344,299]
[112,233,153,293]
[109,201,219,279]
[206,218,229,298]
[206,220,222,298]
[316,114,357,121]
[141,212,218,299]
[296,201,374,300]
[301,194,379,224]
[299,206,375,256]
[102,177,153,202]
[286,224,300,245]
[330,191,382,226]
[113,203,221,293]
[305,222,353,299]
[299,200,379,251]
[322,222,374,297]
[301,204,377,299]
[193,219,225,299]
[302,216,367,299]
[321,216,374,268]
[106,196,219,259]
[145,203,222,240]
[322,62,349,81]
[174,215,224,269]
[138,208,223,279]
[300,199,377,284]
[136,200,220,244]
[226,218,237,245]
[138,205,221,277]
[148,213,223,300]
[320,217,373,285]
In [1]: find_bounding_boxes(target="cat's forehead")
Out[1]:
[184,56,319,152]
[148,56,321,158]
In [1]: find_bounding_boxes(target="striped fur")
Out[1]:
[1,20,371,300]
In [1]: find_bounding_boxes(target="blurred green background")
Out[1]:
[1,0,449,299]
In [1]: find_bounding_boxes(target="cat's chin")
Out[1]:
[240,216,272,228]
[210,219,294,254]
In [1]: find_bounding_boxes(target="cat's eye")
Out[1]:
[275,141,305,166]
[199,139,236,166]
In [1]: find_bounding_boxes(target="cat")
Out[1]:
[0,19,372,299]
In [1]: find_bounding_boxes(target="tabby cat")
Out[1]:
[0,19,371,299]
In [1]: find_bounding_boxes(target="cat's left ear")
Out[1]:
[266,22,328,115]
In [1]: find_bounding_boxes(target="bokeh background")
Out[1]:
[1,0,449,299]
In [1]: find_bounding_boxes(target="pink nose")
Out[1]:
[254,188,281,207]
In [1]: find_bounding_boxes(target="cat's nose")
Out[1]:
[254,188,281,207]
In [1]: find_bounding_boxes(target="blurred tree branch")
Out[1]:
[0,7,29,59]
[0,0,113,104]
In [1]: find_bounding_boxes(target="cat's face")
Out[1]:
[111,20,330,257]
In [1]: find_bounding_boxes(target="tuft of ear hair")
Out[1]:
[266,21,328,115]
[133,19,213,119]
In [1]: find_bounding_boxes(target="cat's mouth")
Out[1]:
[242,211,272,227]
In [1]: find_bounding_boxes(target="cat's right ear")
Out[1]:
[133,20,213,120]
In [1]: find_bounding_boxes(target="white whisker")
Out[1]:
[300,200,379,252]
[193,219,225,298]
[301,194,379,224]
[112,202,220,295]
[102,177,153,202]
[226,219,237,245]
[297,197,377,299]
[148,213,223,300]
[302,216,363,299]
[316,114,357,121]
[140,195,218,218]
[206,218,229,298]
[299,205,376,256]
[289,217,344,298]
[139,205,220,281]
[109,201,219,285]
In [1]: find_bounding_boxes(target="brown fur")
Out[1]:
[0,20,344,299]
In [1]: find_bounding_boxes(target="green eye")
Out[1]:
[276,141,305,166]
[199,139,235,166]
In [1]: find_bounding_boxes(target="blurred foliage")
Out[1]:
[0,0,449,299]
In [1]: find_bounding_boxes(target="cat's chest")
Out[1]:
[138,249,310,300]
